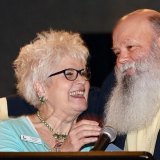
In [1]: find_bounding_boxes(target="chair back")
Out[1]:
[0,97,8,120]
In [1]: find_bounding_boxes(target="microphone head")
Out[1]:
[102,126,117,142]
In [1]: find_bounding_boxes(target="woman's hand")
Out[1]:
[60,119,101,151]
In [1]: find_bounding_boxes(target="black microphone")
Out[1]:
[91,126,117,151]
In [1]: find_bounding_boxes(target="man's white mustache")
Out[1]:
[120,62,136,73]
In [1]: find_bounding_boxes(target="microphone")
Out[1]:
[91,126,117,151]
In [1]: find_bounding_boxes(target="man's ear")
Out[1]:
[33,82,46,97]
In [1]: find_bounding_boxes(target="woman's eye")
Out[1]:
[66,72,74,76]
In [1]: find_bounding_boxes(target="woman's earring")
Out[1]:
[39,96,46,104]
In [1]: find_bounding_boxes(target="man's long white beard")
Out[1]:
[104,42,160,134]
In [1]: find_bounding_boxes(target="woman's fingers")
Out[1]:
[61,120,102,151]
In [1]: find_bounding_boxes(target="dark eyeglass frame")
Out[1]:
[48,68,91,81]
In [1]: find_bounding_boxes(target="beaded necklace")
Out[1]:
[36,111,67,151]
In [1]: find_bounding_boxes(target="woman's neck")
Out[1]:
[31,108,77,135]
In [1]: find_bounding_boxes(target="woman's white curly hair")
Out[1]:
[13,30,89,107]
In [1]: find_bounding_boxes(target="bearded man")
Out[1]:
[104,9,160,159]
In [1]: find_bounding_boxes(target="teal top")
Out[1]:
[0,116,121,152]
[0,116,52,151]
[0,116,93,152]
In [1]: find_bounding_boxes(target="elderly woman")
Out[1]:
[0,30,101,152]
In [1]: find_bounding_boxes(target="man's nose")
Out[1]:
[116,50,130,69]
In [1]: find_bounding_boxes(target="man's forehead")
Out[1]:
[113,9,159,32]
[113,15,153,39]
[121,9,159,21]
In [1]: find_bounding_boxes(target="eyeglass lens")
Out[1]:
[64,69,90,81]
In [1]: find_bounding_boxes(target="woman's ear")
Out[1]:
[33,82,46,97]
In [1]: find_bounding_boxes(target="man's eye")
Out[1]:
[112,49,120,56]
[113,50,120,56]
[127,45,136,50]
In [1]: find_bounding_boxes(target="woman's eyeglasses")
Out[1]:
[48,68,91,81]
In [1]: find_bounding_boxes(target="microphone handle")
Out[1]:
[91,133,110,151]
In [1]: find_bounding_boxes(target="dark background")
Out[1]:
[0,0,160,97]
